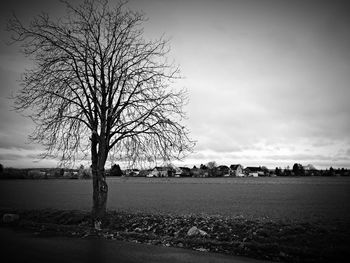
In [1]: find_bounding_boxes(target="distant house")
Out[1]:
[217,165,230,176]
[303,164,317,171]
[150,167,171,177]
[244,167,264,177]
[229,164,244,177]
[28,170,46,179]
[124,169,140,177]
[179,167,191,177]
[139,169,152,177]
[172,166,182,177]
[173,167,191,177]
[303,164,318,176]
[63,170,78,179]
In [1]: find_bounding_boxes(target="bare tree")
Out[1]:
[207,161,217,170]
[8,0,193,227]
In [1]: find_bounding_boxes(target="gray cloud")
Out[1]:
[0,153,23,161]
[346,149,350,156]
[0,141,34,151]
[265,154,333,161]
[1,0,350,168]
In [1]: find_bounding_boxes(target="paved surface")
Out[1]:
[0,228,270,263]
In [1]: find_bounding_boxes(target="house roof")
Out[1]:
[125,168,140,172]
[303,164,317,171]
[230,164,242,170]
[245,167,262,172]
[217,165,229,170]
[153,167,169,171]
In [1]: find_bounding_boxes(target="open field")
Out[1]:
[1,177,350,262]
[1,177,350,222]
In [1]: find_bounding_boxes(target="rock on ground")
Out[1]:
[2,213,20,223]
[187,226,208,237]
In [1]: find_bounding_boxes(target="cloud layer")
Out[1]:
[1,0,350,169]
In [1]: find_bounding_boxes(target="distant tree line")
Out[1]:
[1,162,350,179]
[275,163,350,177]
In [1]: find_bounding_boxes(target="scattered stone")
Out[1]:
[187,226,208,237]
[195,247,209,252]
[2,213,19,223]
[94,220,102,231]
[1,208,347,263]
[103,233,114,239]
[199,229,208,236]
[279,251,287,257]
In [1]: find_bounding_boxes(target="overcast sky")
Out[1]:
[1,0,350,169]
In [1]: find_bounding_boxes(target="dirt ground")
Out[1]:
[1,208,349,262]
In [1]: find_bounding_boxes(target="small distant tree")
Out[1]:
[340,168,345,176]
[292,163,304,176]
[206,161,217,177]
[0,164,4,179]
[292,163,298,175]
[78,164,91,179]
[207,161,217,170]
[261,166,269,176]
[110,164,122,177]
[275,167,281,176]
[283,166,291,176]
[200,164,207,170]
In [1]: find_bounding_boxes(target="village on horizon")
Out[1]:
[1,162,350,179]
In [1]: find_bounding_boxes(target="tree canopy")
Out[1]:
[9,0,193,168]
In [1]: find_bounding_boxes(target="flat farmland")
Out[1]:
[1,177,350,222]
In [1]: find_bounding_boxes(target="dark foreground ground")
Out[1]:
[0,227,268,263]
[1,177,349,262]
[1,209,349,262]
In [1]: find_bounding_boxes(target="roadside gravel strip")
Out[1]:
[1,209,349,262]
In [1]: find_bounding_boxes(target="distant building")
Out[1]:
[303,164,318,176]
[139,169,152,177]
[303,164,317,171]
[217,165,230,176]
[28,170,46,179]
[124,169,140,177]
[244,167,264,177]
[177,167,191,177]
[150,167,171,177]
[229,164,244,177]
[63,170,78,179]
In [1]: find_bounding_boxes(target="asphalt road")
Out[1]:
[0,228,270,263]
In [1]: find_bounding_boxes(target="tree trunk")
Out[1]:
[91,133,108,229]
[92,172,108,229]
